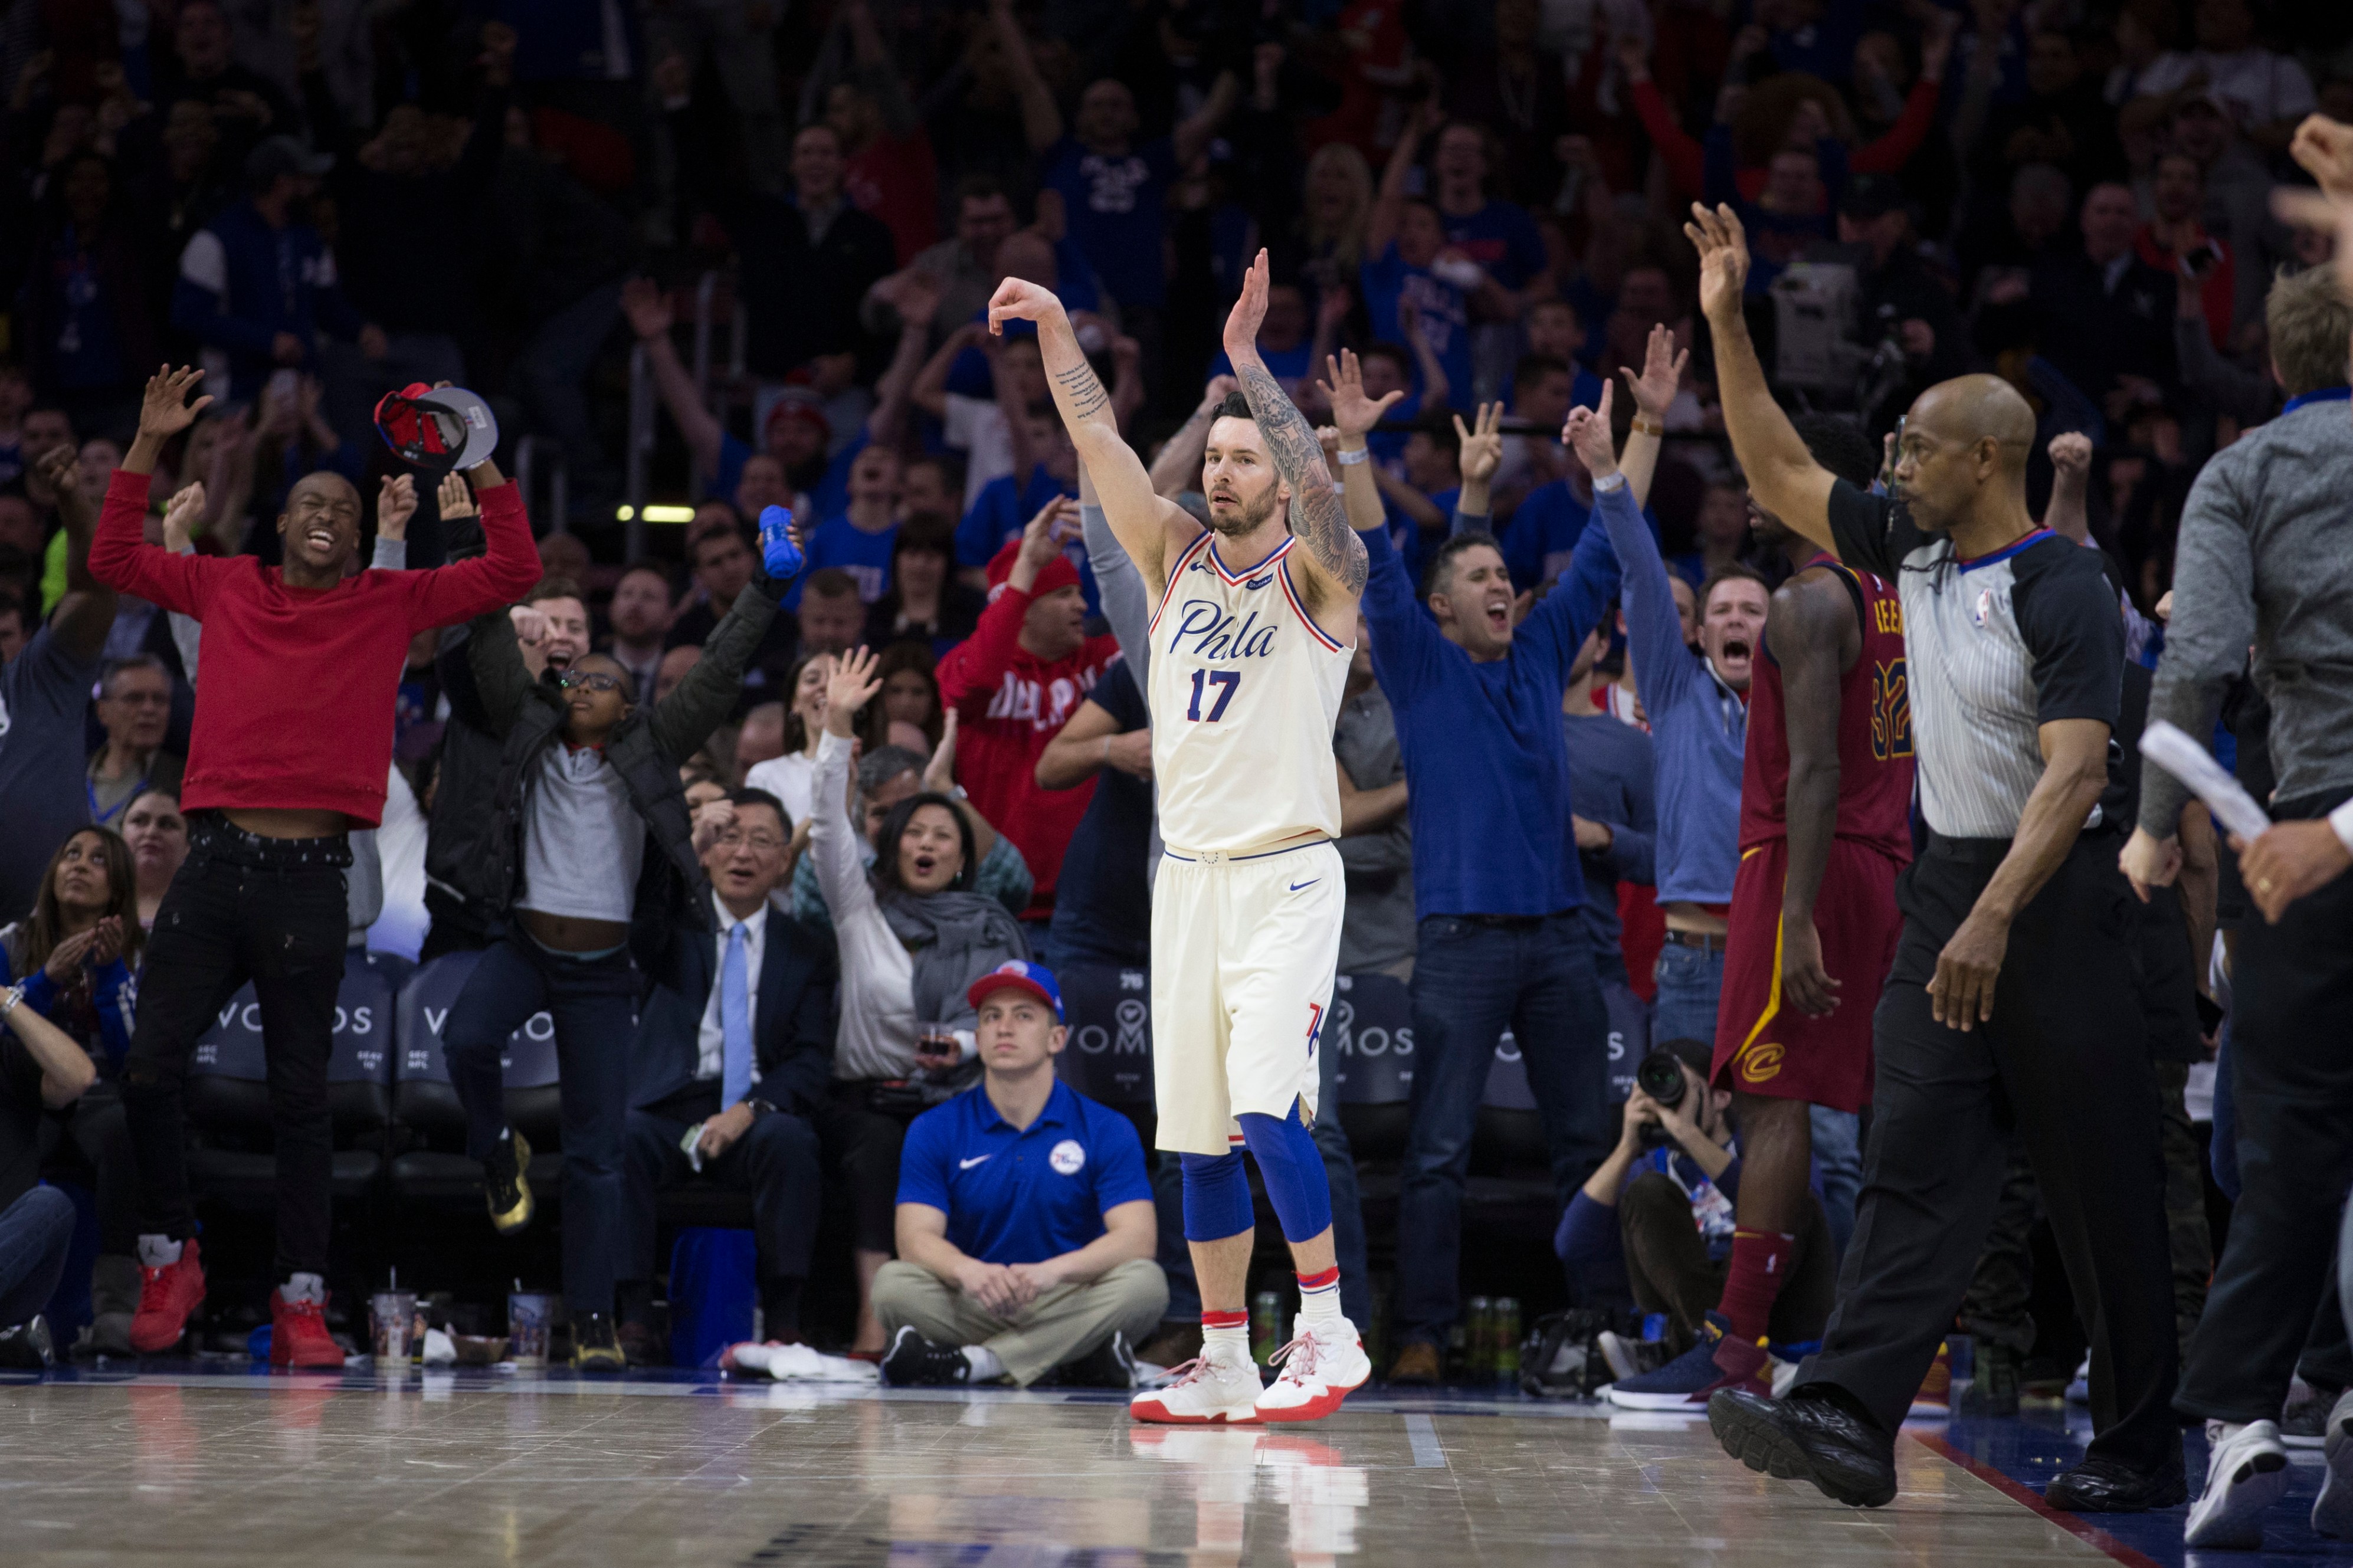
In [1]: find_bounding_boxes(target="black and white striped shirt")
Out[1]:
[1828,482,2123,840]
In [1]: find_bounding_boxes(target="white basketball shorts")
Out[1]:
[1149,838,1344,1156]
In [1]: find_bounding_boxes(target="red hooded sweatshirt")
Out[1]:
[933,539,1120,919]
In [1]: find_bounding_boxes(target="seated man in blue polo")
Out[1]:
[877,961,1165,1388]
[618,788,837,1364]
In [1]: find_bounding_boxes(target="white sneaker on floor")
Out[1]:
[2064,1354,2089,1405]
[1129,1350,1263,1425]
[1597,1330,1643,1384]
[1255,1320,1371,1423]
[2315,1390,2353,1539]
[2186,1419,2290,1550]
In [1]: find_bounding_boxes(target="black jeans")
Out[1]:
[123,817,349,1275]
[1395,912,1614,1344]
[1620,1171,1837,1352]
[1801,832,2178,1470]
[443,926,640,1317]
[2178,789,2353,1423]
[40,1084,135,1254]
[624,1083,823,1311]
[814,1080,918,1255]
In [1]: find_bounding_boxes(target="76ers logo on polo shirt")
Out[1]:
[1050,1140,1087,1176]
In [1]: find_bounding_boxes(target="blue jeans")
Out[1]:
[0,1186,76,1326]
[1151,990,1371,1327]
[1395,914,1613,1344]
[1808,1105,1863,1261]
[444,926,640,1316]
[1650,939,1725,1046]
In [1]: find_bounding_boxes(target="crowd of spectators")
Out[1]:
[0,0,2346,1428]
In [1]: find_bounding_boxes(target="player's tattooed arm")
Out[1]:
[1051,356,1110,423]
[1225,250,1365,597]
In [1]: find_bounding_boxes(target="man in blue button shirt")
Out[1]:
[877,961,1164,1388]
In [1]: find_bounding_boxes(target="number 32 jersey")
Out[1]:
[1146,531,1352,854]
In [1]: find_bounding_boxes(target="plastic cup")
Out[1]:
[508,1292,553,1366]
[372,1291,417,1364]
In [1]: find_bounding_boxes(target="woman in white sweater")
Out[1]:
[810,645,1028,1352]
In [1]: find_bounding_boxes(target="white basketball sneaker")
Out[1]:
[1130,1347,1264,1425]
[1255,1320,1371,1423]
[2185,1419,2290,1550]
[2315,1389,2353,1539]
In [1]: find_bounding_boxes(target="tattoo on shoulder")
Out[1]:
[1237,365,1366,597]
[1054,360,1109,421]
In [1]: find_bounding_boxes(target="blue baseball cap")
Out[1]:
[966,960,1063,1022]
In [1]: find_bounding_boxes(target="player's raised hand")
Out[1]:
[1223,248,1273,361]
[1685,203,1750,327]
[376,473,417,541]
[987,277,1065,336]
[1454,402,1504,486]
[1318,349,1402,440]
[1620,322,1689,419]
[1561,380,1618,480]
[822,645,883,737]
[137,365,212,441]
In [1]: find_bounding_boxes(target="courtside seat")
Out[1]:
[184,949,399,1203]
[387,952,565,1200]
[1329,972,1414,1162]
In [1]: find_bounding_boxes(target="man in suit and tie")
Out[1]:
[620,788,836,1363]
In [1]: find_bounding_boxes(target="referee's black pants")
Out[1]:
[1797,830,2179,1471]
[2178,789,2353,1425]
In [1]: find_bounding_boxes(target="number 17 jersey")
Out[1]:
[1146,530,1352,854]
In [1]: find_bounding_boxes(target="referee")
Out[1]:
[1684,206,2181,1514]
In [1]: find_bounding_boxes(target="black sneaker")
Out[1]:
[0,1316,54,1370]
[485,1127,534,1235]
[1058,1330,1140,1390]
[2285,1382,2345,1449]
[1956,1341,2021,1418]
[880,1325,972,1387]
[1709,1386,1899,1508]
[2044,1452,2188,1513]
[572,1311,625,1374]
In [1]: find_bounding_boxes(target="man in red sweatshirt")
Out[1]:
[933,497,1120,945]
[87,366,539,1364]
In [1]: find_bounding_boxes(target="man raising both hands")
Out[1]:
[87,367,539,1365]
[990,252,1372,1423]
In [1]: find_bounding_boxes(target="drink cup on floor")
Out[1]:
[509,1292,553,1366]
[372,1291,417,1364]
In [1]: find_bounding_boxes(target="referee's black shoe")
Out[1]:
[1709,1386,1898,1507]
[2043,1453,2188,1513]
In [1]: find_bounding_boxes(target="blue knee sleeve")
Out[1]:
[1179,1152,1253,1243]
[1238,1105,1333,1244]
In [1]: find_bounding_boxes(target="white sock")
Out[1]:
[281,1272,326,1304]
[1201,1321,1251,1365]
[1297,1271,1345,1334]
[137,1235,182,1268]
[961,1345,1004,1382]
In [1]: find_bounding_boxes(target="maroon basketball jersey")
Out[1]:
[1738,555,1915,860]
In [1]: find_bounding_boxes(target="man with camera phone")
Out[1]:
[1555,1037,1837,1403]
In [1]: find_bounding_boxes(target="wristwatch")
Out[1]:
[745,1098,778,1119]
[1632,415,1667,437]
[0,984,22,1019]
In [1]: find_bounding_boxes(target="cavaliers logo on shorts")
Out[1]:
[1737,1041,1785,1084]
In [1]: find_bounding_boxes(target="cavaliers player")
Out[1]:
[1607,419,1915,1408]
[988,251,1371,1424]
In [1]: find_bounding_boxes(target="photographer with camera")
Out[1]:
[1555,1038,1834,1396]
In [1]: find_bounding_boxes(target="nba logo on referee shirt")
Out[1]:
[1972,587,1994,628]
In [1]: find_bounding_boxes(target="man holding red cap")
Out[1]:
[932,497,1121,947]
[876,959,1165,1389]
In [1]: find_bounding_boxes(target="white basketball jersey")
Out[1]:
[1146,531,1352,854]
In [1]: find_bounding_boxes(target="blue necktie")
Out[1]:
[720,921,752,1108]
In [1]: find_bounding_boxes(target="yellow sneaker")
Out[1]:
[485,1128,535,1235]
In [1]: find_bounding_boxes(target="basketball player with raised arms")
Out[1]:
[988,250,1370,1424]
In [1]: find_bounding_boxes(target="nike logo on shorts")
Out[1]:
[1289,878,1320,891]
[959,1156,991,1170]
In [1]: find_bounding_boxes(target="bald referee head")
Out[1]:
[1892,375,2039,536]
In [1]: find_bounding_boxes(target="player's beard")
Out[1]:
[1208,482,1282,537]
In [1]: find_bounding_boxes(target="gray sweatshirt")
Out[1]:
[2142,393,2353,832]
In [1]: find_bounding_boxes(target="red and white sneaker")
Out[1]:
[270,1288,345,1368]
[128,1239,206,1354]
[1254,1320,1371,1423]
[1129,1349,1264,1425]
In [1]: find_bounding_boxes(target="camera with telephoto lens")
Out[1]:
[1633,1041,1708,1149]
